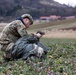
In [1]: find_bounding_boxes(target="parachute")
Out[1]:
[11,36,48,60]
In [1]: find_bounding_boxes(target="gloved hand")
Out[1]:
[36,31,45,35]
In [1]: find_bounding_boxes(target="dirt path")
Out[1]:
[43,29,76,38]
[0,23,76,38]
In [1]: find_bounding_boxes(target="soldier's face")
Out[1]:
[23,18,31,28]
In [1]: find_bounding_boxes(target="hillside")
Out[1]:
[28,18,76,30]
[0,19,76,31]
[0,0,75,22]
[28,19,76,38]
[0,19,76,38]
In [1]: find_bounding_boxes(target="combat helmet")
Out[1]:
[21,14,34,25]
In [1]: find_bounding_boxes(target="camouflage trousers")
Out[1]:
[0,43,14,59]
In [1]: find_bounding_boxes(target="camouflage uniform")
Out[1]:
[0,20,28,59]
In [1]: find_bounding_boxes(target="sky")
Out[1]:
[54,0,76,7]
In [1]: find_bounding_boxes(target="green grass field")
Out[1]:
[0,38,76,75]
[0,19,76,75]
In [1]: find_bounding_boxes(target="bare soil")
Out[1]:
[43,29,76,38]
[0,22,76,38]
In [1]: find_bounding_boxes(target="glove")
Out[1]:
[36,31,45,35]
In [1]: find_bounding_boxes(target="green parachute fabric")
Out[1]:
[11,36,48,60]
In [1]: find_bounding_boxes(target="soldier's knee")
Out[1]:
[5,43,14,51]
[0,44,3,50]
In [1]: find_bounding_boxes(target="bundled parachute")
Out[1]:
[11,36,48,60]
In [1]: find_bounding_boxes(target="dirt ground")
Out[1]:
[43,29,76,38]
[0,23,76,38]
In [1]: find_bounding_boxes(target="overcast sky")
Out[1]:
[54,0,76,7]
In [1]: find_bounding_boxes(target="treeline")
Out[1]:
[0,0,76,22]
[28,6,76,19]
[0,6,76,19]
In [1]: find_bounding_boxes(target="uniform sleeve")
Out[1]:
[17,23,28,36]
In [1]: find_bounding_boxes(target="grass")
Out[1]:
[28,18,76,30]
[0,38,76,75]
[0,19,76,74]
[40,38,76,45]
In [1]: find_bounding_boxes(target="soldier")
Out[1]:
[0,14,34,59]
[11,31,46,60]
[2,30,46,61]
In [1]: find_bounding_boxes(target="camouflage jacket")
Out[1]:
[0,20,28,45]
